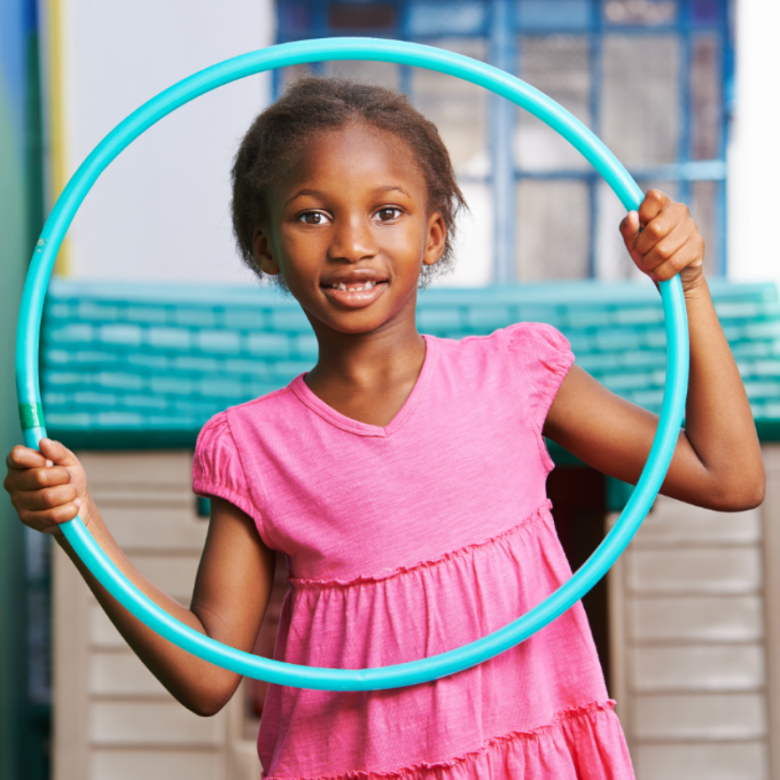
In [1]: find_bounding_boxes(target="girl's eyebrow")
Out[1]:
[375,185,411,198]
[285,184,411,207]
[285,188,324,206]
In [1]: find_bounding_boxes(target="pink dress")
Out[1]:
[193,323,635,780]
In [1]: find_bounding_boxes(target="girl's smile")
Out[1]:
[252,120,445,337]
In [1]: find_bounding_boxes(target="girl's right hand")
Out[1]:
[3,438,90,537]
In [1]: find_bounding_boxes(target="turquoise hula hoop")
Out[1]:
[16,38,689,691]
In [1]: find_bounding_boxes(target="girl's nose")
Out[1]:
[327,215,376,263]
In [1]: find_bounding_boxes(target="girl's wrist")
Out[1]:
[681,271,709,302]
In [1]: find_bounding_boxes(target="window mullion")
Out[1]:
[490,0,517,282]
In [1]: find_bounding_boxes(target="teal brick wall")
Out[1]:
[41,278,780,450]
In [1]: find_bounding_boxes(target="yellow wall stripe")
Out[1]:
[48,0,69,276]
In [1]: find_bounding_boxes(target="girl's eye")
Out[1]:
[376,207,402,222]
[298,211,329,225]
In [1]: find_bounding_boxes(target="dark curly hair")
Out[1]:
[231,76,467,287]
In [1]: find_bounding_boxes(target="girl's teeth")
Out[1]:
[334,281,377,291]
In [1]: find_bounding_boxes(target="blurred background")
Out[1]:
[2,1,780,778]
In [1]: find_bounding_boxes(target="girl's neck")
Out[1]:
[304,319,427,428]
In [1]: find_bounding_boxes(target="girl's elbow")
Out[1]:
[182,692,231,718]
[172,677,237,718]
[710,474,766,512]
[188,701,227,718]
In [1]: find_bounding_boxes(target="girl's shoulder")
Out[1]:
[501,321,573,369]
[431,322,574,432]
[434,321,572,373]
[194,384,301,461]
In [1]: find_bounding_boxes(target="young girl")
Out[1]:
[5,78,764,779]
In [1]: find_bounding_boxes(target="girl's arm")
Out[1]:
[543,190,765,511]
[3,438,275,716]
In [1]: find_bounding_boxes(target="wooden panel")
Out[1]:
[635,500,761,546]
[102,505,208,552]
[631,644,765,692]
[77,450,193,487]
[91,749,224,780]
[629,595,764,643]
[90,651,169,696]
[88,487,194,505]
[635,741,768,780]
[90,604,125,649]
[633,693,767,740]
[89,701,225,746]
[53,545,91,780]
[628,547,762,595]
[127,554,202,601]
[761,443,780,778]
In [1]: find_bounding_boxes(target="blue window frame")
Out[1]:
[275,0,732,282]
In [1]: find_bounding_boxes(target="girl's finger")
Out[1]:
[6,445,49,471]
[633,203,689,258]
[635,221,691,275]
[17,500,82,532]
[646,235,705,283]
[14,484,79,512]
[619,211,640,244]
[37,438,81,469]
[7,464,73,492]
[637,189,671,226]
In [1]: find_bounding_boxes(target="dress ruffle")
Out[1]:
[263,702,631,780]
[258,505,630,779]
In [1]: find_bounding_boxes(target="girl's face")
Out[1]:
[253,121,446,337]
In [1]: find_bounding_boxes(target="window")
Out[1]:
[274,0,731,282]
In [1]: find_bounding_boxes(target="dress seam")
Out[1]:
[289,500,553,589]
[261,700,617,780]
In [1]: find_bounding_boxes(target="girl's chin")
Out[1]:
[320,281,387,309]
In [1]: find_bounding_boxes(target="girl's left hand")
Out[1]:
[619,189,705,295]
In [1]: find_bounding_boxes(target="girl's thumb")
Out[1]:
[38,438,79,468]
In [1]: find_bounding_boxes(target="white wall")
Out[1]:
[728,0,780,286]
[55,0,275,283]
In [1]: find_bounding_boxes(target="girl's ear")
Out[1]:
[252,227,280,276]
[423,211,447,267]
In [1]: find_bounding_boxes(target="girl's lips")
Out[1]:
[321,280,387,308]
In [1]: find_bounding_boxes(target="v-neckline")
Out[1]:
[289,335,437,438]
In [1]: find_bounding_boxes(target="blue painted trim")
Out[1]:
[490,0,515,282]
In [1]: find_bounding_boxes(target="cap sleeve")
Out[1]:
[193,412,262,531]
[504,322,575,431]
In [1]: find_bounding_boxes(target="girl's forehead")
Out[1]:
[287,121,425,190]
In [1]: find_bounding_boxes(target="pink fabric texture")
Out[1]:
[193,323,635,780]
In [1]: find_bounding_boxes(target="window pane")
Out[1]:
[691,34,722,160]
[437,181,494,287]
[603,0,678,25]
[276,62,313,92]
[515,35,591,170]
[278,0,311,34]
[408,0,488,36]
[601,35,681,168]
[411,38,489,175]
[516,0,593,30]
[322,60,401,89]
[515,180,590,280]
[327,2,398,30]
[691,179,720,276]
[692,0,722,25]
[595,178,632,280]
